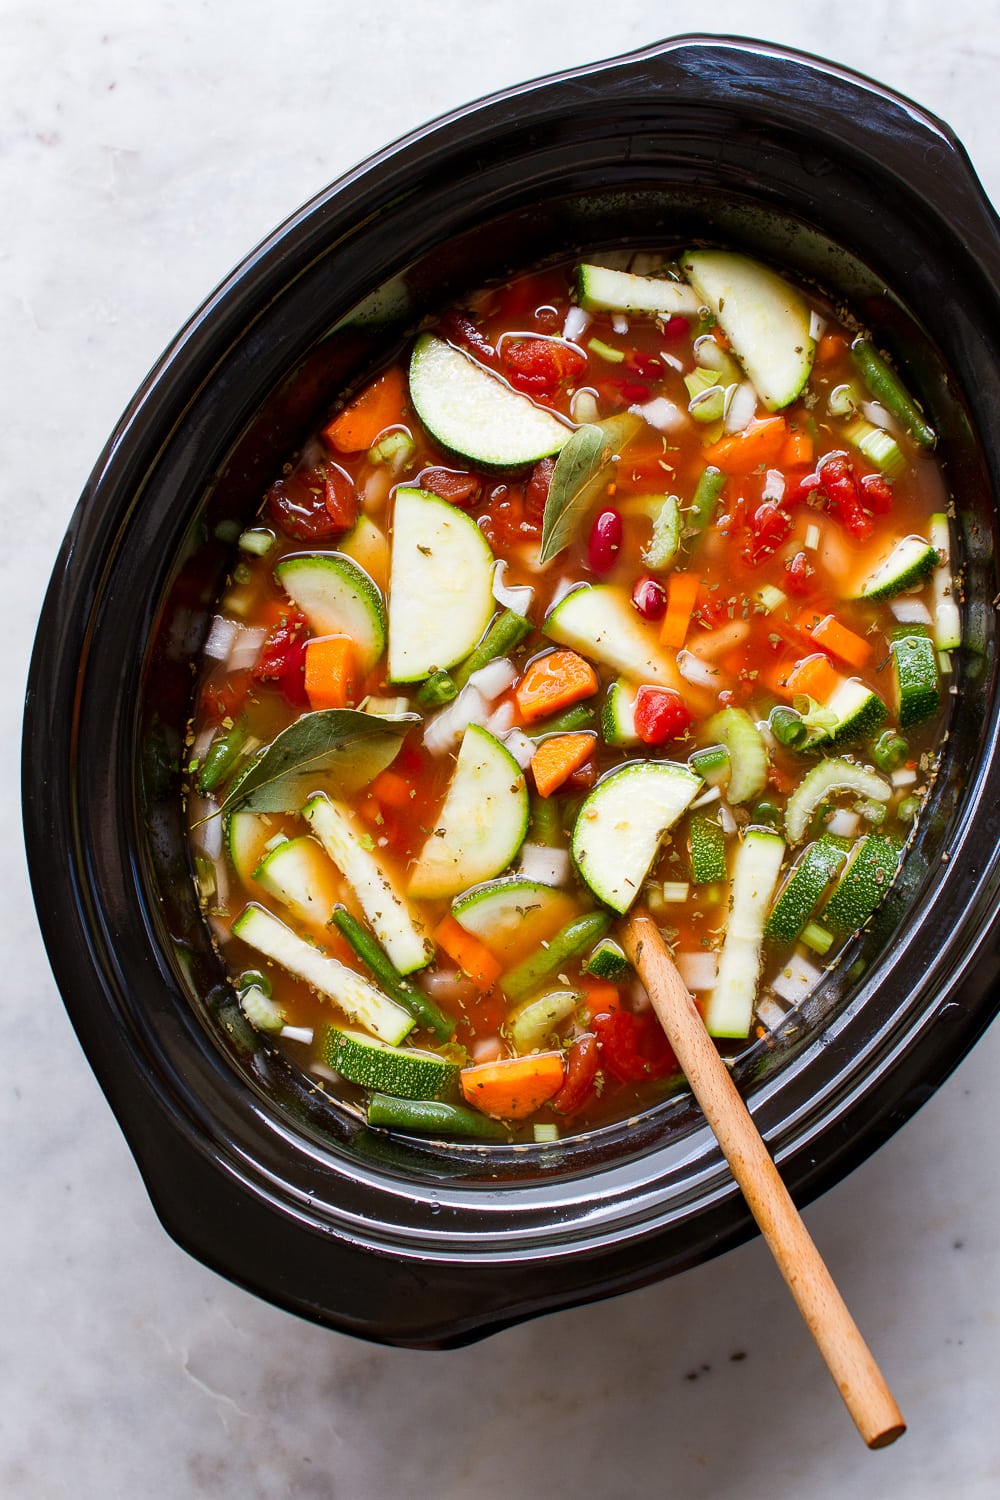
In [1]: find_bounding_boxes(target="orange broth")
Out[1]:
[186,251,953,1143]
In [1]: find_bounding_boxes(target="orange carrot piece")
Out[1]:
[369,768,413,810]
[783,428,814,468]
[434,914,502,994]
[782,652,840,702]
[659,572,701,648]
[322,367,407,454]
[459,1052,566,1119]
[796,610,873,670]
[514,649,599,724]
[530,732,596,798]
[704,416,788,474]
[578,977,622,1016]
[816,332,848,365]
[304,636,357,710]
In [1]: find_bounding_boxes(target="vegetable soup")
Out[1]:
[186,248,957,1144]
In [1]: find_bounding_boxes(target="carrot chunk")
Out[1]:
[434,914,502,994]
[781,652,840,701]
[659,572,701,648]
[782,428,814,468]
[514,649,599,723]
[369,768,414,810]
[796,610,873,670]
[816,332,848,365]
[459,1052,565,1119]
[304,636,357,710]
[322,367,407,454]
[578,977,622,1015]
[530,732,596,798]
[704,416,788,474]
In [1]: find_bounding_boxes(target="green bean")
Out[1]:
[872,730,909,774]
[417,669,459,708]
[331,906,455,1042]
[197,719,248,793]
[502,910,611,1000]
[770,705,808,749]
[752,800,783,830]
[367,1093,509,1140]
[686,465,727,540]
[529,795,564,847]
[850,338,937,449]
[526,704,595,739]
[452,609,533,689]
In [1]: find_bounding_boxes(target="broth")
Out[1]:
[185,248,955,1143]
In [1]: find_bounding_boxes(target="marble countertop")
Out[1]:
[4,3,999,1495]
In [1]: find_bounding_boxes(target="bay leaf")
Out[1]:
[538,411,644,564]
[216,709,417,818]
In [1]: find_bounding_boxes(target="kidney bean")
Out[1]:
[588,507,623,573]
[631,575,667,620]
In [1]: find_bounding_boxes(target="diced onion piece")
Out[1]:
[804,523,821,551]
[756,995,787,1031]
[517,843,572,886]
[203,615,238,660]
[890,599,933,625]
[677,649,720,688]
[485,700,516,735]
[659,351,684,372]
[422,685,487,756]
[570,388,600,424]
[612,313,629,334]
[661,881,690,903]
[629,395,686,433]
[825,808,860,839]
[762,468,785,502]
[191,725,217,762]
[676,950,718,992]
[279,1025,314,1045]
[771,953,823,1005]
[227,625,267,673]
[718,803,738,835]
[861,400,901,436]
[468,656,517,702]
[891,767,918,789]
[562,305,591,342]
[503,728,536,770]
[724,380,757,434]
[492,560,534,616]
[809,310,826,342]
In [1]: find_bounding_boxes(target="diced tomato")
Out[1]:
[201,669,251,722]
[551,1034,601,1116]
[592,1010,677,1083]
[563,758,598,792]
[626,350,664,379]
[524,457,556,525]
[595,378,651,408]
[660,315,691,342]
[420,467,482,507]
[438,310,495,360]
[861,471,894,514]
[266,462,358,540]
[633,686,693,745]
[785,549,815,597]
[478,485,540,547]
[499,337,587,398]
[251,610,310,707]
[743,501,792,565]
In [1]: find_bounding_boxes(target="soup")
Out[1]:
[185,249,957,1144]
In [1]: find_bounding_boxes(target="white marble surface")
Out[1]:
[4,2,1000,1495]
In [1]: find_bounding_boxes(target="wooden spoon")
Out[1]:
[621,906,906,1449]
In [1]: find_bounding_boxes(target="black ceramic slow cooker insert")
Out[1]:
[23,36,1000,1344]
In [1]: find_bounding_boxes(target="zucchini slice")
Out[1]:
[408,333,570,468]
[929,513,962,651]
[704,707,768,804]
[252,835,342,928]
[680,250,815,411]
[784,758,891,844]
[852,534,939,602]
[766,836,850,945]
[890,628,940,729]
[304,794,432,974]
[227,810,274,888]
[388,486,496,683]
[408,726,529,900]
[275,553,386,673]
[232,903,414,1045]
[571,761,702,914]
[320,1026,458,1099]
[576,263,701,316]
[450,877,578,966]
[821,834,902,933]
[544,585,685,691]
[703,826,786,1038]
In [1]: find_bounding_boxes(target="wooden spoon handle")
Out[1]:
[622,908,905,1449]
